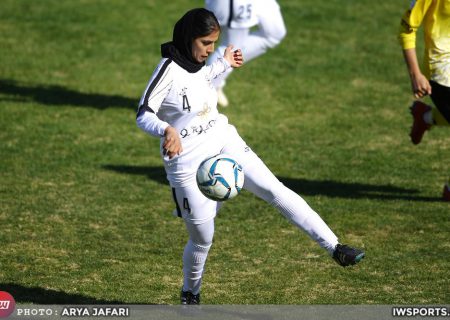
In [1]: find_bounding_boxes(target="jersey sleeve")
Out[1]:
[398,0,433,49]
[205,56,231,80]
[136,110,169,137]
[136,59,173,137]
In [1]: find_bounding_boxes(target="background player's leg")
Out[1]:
[245,0,286,60]
[430,81,450,126]
[209,28,249,90]
[429,81,450,201]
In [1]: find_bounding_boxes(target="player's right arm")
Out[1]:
[162,126,182,159]
[402,48,432,98]
[398,0,433,98]
[136,59,182,159]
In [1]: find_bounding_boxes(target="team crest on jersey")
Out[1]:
[197,103,211,119]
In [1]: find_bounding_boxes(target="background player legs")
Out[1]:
[209,0,286,104]
[428,81,449,201]
[409,81,449,201]
[211,25,285,90]
[430,80,450,126]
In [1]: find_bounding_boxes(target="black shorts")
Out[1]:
[430,80,450,123]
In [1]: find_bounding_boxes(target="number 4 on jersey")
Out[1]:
[180,87,191,112]
[183,95,191,112]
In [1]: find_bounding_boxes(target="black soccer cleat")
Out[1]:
[180,289,200,305]
[333,244,365,267]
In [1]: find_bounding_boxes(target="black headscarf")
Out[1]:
[161,8,219,73]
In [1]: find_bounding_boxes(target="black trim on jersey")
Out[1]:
[172,188,182,218]
[227,0,234,28]
[136,58,172,118]
[137,105,154,117]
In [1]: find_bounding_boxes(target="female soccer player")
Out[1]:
[205,0,287,107]
[398,0,450,200]
[136,8,364,305]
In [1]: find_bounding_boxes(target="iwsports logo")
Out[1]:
[0,292,15,318]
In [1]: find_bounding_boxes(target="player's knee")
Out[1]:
[251,180,285,204]
[190,231,214,248]
[191,242,212,260]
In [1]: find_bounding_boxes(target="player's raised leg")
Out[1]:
[222,125,365,266]
[244,157,365,266]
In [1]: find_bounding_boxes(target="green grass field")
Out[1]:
[1,0,448,305]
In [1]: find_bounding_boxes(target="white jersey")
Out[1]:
[137,57,232,187]
[206,0,259,29]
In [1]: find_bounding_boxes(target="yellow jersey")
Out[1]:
[399,0,450,87]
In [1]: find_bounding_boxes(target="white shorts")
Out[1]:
[171,124,284,224]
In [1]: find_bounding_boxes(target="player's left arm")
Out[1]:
[206,46,243,79]
[223,45,243,68]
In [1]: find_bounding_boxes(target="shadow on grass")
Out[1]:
[0,79,137,110]
[0,283,124,304]
[102,164,167,185]
[279,177,441,202]
[102,164,442,202]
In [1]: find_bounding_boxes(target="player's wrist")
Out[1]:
[164,125,174,135]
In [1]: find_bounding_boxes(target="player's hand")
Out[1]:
[411,73,432,98]
[163,126,183,159]
[224,45,243,68]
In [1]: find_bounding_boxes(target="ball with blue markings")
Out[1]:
[196,154,244,201]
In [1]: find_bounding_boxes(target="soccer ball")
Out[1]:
[196,154,244,201]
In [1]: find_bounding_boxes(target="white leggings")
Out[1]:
[171,127,338,294]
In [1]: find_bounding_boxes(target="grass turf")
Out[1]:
[0,0,448,304]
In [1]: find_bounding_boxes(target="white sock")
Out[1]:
[182,240,211,295]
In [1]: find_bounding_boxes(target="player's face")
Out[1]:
[191,29,220,63]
